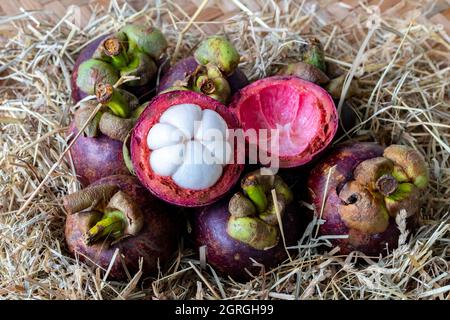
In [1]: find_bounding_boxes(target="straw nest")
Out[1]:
[0,0,449,300]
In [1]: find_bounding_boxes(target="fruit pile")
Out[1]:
[63,24,429,281]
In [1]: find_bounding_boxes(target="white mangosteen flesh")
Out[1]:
[147,104,231,190]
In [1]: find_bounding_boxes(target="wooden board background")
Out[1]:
[1,0,449,35]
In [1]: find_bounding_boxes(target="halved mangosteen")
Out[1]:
[229,76,338,168]
[131,90,244,207]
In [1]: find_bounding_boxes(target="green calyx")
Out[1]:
[92,32,130,68]
[227,216,279,250]
[121,24,168,60]
[119,51,157,87]
[73,83,140,142]
[77,24,167,96]
[95,83,135,118]
[121,103,147,176]
[84,190,144,245]
[386,183,415,202]
[122,132,135,176]
[241,174,268,213]
[301,38,326,72]
[85,209,126,245]
[194,65,231,103]
[194,36,240,76]
[164,64,232,103]
[227,170,293,250]
[76,59,119,95]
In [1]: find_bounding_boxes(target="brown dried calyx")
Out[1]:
[338,145,429,234]
[74,83,141,142]
[63,184,143,246]
[226,170,294,250]
[279,61,330,85]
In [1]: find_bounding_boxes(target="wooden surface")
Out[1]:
[0,0,449,35]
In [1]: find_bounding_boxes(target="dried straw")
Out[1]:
[0,0,449,300]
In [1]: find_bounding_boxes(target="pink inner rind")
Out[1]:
[230,76,338,167]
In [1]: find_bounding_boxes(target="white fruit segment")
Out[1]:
[147,123,186,150]
[203,139,232,165]
[149,144,185,176]
[172,141,224,190]
[195,109,228,141]
[159,104,202,139]
[147,103,231,190]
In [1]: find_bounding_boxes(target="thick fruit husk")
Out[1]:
[194,195,303,281]
[65,175,180,280]
[68,123,129,187]
[229,76,338,168]
[131,90,244,207]
[157,56,249,96]
[307,142,418,256]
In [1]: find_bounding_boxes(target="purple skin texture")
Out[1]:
[71,35,164,103]
[68,124,129,187]
[194,196,304,281]
[307,142,417,256]
[65,175,180,280]
[157,56,249,96]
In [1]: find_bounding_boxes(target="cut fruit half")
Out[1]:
[131,91,243,207]
[229,76,338,168]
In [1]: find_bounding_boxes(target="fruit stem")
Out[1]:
[376,174,398,196]
[103,37,129,69]
[85,210,125,245]
[95,83,131,118]
[197,76,216,94]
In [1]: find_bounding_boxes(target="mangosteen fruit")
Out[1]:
[229,76,338,168]
[131,90,244,207]
[194,169,303,280]
[71,24,168,103]
[69,83,144,186]
[63,175,180,280]
[307,142,429,256]
[157,36,248,104]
